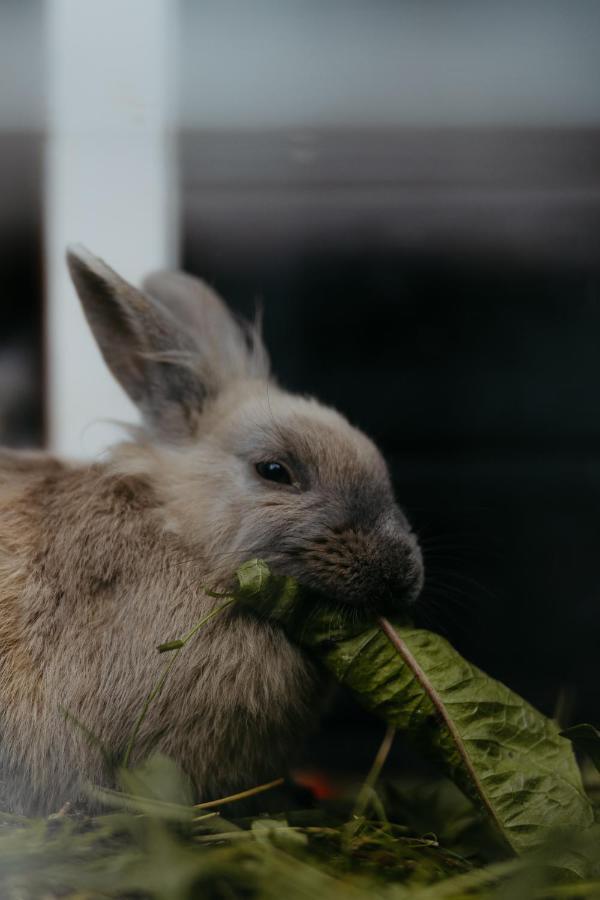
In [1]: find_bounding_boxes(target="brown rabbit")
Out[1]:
[0,246,423,815]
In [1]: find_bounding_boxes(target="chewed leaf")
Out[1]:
[561,723,600,773]
[357,621,594,860]
[235,561,595,861]
[236,558,272,597]
[235,558,301,624]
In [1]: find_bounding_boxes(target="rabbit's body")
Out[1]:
[0,448,316,814]
[0,247,423,814]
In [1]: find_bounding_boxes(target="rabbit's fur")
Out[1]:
[0,247,423,815]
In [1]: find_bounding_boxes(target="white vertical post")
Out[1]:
[45,0,177,459]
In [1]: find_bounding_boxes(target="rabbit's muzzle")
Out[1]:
[297,522,424,610]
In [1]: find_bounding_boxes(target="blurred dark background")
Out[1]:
[2,0,600,774]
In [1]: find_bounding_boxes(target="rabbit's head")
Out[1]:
[67,246,423,610]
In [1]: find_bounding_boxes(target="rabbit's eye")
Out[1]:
[255,461,292,486]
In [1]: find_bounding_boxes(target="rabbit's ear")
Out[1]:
[66,245,210,441]
[142,270,269,384]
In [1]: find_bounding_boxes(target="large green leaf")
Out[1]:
[235,560,594,858]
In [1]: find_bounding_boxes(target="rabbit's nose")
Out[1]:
[383,562,423,606]
[376,536,424,608]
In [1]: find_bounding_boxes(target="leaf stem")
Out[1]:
[352,724,395,823]
[123,597,234,768]
[193,776,284,813]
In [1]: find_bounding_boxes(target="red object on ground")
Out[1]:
[291,769,339,800]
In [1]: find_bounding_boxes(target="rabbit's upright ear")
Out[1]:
[66,246,266,441]
[142,269,269,386]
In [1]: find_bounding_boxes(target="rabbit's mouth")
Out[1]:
[310,561,423,611]
[269,531,424,612]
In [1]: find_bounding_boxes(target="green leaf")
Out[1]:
[561,724,600,773]
[237,558,273,598]
[235,560,594,859]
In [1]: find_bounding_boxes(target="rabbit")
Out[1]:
[0,246,424,815]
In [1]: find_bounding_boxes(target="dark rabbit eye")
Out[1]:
[255,461,292,485]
